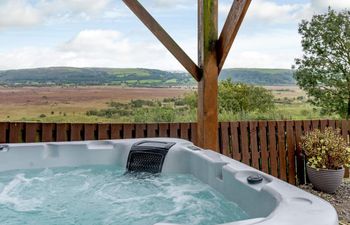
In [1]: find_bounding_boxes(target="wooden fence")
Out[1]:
[0,120,349,185]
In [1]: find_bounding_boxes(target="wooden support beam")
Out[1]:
[197,0,219,151]
[217,0,251,72]
[123,0,201,81]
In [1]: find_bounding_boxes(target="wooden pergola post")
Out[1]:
[197,0,219,150]
[123,0,251,151]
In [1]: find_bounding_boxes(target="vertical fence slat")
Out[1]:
[42,123,54,142]
[25,123,40,143]
[220,122,230,157]
[146,124,157,138]
[328,120,335,128]
[336,120,342,130]
[343,120,350,178]
[230,122,241,161]
[311,120,320,130]
[240,122,250,165]
[250,121,259,170]
[56,123,69,141]
[9,123,23,143]
[98,124,110,140]
[71,124,83,141]
[268,121,278,177]
[180,123,190,140]
[259,121,269,174]
[190,123,197,145]
[295,120,305,184]
[320,120,328,131]
[286,121,296,184]
[170,123,179,138]
[0,122,8,143]
[135,124,146,138]
[277,121,287,181]
[303,120,312,133]
[111,124,122,139]
[84,124,96,140]
[123,124,134,139]
[159,124,169,137]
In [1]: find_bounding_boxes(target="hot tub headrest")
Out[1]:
[126,141,175,173]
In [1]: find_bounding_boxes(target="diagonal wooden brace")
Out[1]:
[123,0,202,81]
[217,0,251,73]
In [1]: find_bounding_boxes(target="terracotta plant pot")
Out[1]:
[306,165,344,194]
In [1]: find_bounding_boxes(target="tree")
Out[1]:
[294,8,350,118]
[218,79,275,115]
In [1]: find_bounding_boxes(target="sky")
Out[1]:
[0,0,349,71]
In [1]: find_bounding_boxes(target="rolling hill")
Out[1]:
[0,67,295,87]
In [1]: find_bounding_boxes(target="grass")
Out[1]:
[0,85,340,123]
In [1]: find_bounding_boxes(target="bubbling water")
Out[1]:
[0,166,249,225]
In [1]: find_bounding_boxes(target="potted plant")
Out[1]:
[300,127,350,193]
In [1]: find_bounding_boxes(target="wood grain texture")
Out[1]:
[217,0,251,71]
[25,123,39,143]
[250,121,259,169]
[197,0,219,151]
[123,124,134,139]
[98,124,110,140]
[71,124,83,141]
[146,124,157,138]
[84,124,96,140]
[286,121,296,184]
[240,121,250,165]
[111,124,122,139]
[230,122,241,161]
[268,121,278,178]
[220,122,230,156]
[135,124,146,138]
[9,123,23,143]
[277,121,287,181]
[259,121,269,174]
[295,120,305,184]
[0,122,8,143]
[56,123,68,141]
[42,123,54,142]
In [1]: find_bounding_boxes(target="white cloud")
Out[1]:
[223,29,301,69]
[245,0,310,24]
[311,0,350,10]
[0,0,41,28]
[220,0,311,24]
[150,0,192,8]
[0,0,114,28]
[0,29,185,70]
[220,0,350,25]
[0,28,300,70]
[38,0,113,15]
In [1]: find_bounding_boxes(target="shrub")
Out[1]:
[218,79,275,114]
[300,127,350,169]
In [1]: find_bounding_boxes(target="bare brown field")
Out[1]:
[264,85,306,99]
[0,86,191,121]
[0,85,306,122]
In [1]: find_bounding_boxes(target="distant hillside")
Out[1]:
[0,67,295,87]
[219,68,295,85]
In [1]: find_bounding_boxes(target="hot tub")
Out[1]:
[0,138,338,225]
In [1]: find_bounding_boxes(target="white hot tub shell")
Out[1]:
[0,138,338,225]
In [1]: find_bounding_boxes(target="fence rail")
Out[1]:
[0,120,349,184]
